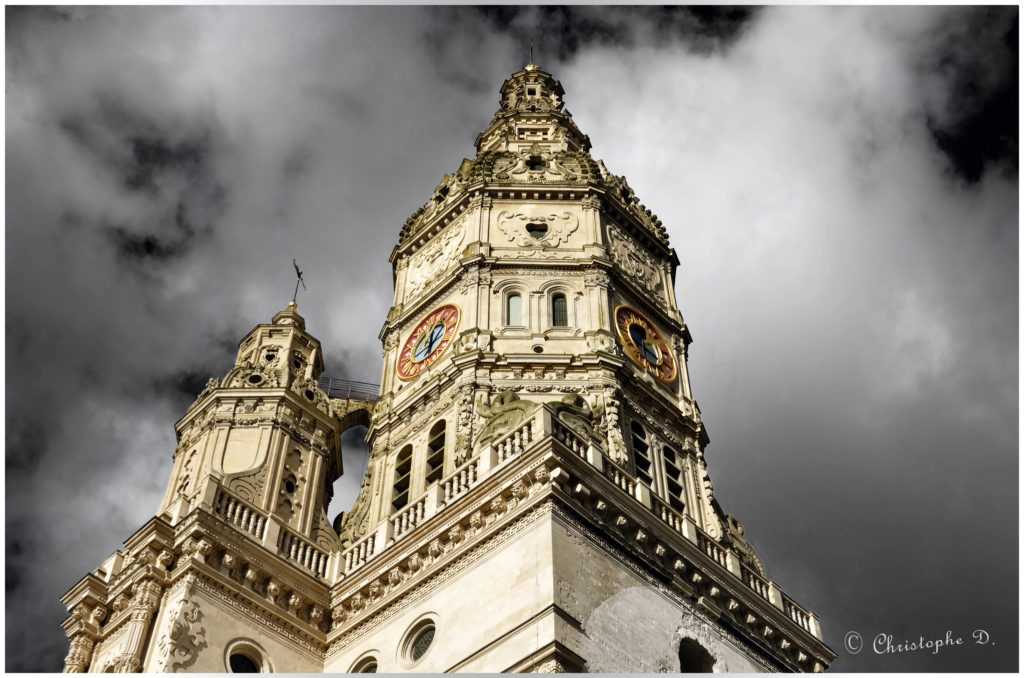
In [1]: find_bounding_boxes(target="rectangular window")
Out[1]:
[662,446,685,512]
[552,294,568,327]
[507,294,522,326]
[392,446,412,512]
[630,421,653,486]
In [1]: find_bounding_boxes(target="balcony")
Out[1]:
[330,403,823,643]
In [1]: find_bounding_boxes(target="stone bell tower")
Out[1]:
[61,65,836,673]
[60,302,351,673]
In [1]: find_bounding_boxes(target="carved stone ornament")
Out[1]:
[495,210,579,248]
[405,220,466,301]
[153,596,207,672]
[475,392,541,449]
[607,226,664,299]
[291,375,332,415]
[63,635,95,673]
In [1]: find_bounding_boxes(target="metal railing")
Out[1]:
[318,377,380,402]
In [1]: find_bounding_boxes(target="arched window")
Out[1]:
[630,420,653,486]
[678,638,716,672]
[426,421,445,484]
[392,445,412,512]
[662,446,685,512]
[552,294,568,327]
[229,653,260,673]
[224,640,271,673]
[506,293,523,326]
[351,655,379,673]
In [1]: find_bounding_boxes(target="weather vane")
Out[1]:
[292,258,307,304]
[530,38,534,65]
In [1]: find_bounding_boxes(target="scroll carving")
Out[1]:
[495,211,579,248]
[154,596,207,672]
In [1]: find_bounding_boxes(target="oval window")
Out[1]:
[411,626,435,660]
[400,618,438,666]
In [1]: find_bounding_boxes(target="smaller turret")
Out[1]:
[475,64,591,154]
[157,301,342,554]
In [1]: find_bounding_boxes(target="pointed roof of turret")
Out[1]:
[474,63,591,154]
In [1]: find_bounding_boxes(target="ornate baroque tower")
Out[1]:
[61,66,836,673]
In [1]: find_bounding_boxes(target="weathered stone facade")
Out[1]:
[60,65,835,673]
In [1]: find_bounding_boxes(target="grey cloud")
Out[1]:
[6,6,1016,672]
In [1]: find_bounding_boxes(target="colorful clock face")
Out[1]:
[614,305,677,384]
[396,304,461,380]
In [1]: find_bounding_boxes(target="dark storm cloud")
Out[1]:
[464,5,758,61]
[6,6,1017,673]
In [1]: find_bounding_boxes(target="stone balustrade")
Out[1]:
[213,489,267,540]
[278,528,329,578]
[341,532,376,576]
[391,496,427,540]
[442,457,479,504]
[330,402,823,642]
[494,416,537,463]
[551,418,588,458]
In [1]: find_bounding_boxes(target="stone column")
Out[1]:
[62,634,95,673]
[582,194,603,246]
[114,578,162,672]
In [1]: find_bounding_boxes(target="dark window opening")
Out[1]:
[630,420,652,486]
[552,294,568,327]
[229,653,260,673]
[426,420,446,484]
[662,446,685,511]
[526,156,545,171]
[392,445,412,512]
[526,222,548,239]
[678,638,716,672]
[411,626,435,660]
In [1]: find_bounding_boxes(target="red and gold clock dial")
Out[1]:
[396,304,461,381]
[614,305,677,384]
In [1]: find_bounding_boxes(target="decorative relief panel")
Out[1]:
[405,221,466,301]
[227,466,267,505]
[153,595,207,672]
[607,226,665,301]
[495,211,579,249]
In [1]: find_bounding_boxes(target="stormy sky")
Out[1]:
[5,6,1017,672]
